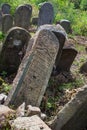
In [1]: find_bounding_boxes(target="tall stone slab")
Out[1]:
[2,14,13,33]
[5,29,59,108]
[56,47,77,72]
[14,5,32,30]
[1,3,11,14]
[51,85,87,130]
[0,27,31,74]
[38,2,54,26]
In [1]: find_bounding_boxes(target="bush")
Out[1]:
[80,0,87,10]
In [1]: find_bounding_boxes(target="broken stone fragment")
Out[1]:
[16,102,25,117]
[10,115,52,130]
[26,105,41,116]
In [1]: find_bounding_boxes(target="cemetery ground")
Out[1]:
[0,33,87,122]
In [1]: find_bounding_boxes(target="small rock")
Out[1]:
[0,93,7,104]
[26,105,41,116]
[16,102,25,117]
[40,113,47,121]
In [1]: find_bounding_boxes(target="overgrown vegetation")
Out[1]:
[0,0,87,35]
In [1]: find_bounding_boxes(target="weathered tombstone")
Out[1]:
[0,10,2,30]
[38,2,54,26]
[80,62,87,74]
[2,14,13,33]
[60,19,72,34]
[56,47,78,72]
[51,85,87,130]
[0,27,31,74]
[1,3,11,14]
[38,24,67,74]
[5,29,59,108]
[14,5,32,30]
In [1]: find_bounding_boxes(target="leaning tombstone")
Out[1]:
[51,85,87,130]
[0,10,2,30]
[2,14,13,33]
[1,3,11,14]
[0,27,31,75]
[60,19,72,34]
[5,29,59,108]
[38,2,54,26]
[56,46,77,72]
[38,24,67,74]
[14,5,32,30]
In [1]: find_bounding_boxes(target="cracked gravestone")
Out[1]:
[51,85,87,130]
[0,27,31,74]
[38,2,54,26]
[2,14,13,33]
[1,3,11,14]
[5,29,59,108]
[56,46,77,72]
[60,19,72,34]
[14,5,32,30]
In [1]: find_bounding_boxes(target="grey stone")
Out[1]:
[0,93,7,104]
[60,19,72,34]
[10,115,52,130]
[5,29,59,108]
[14,5,32,30]
[56,47,77,72]
[0,10,2,30]
[80,62,87,74]
[16,102,25,117]
[51,85,87,130]
[0,27,31,74]
[38,2,54,26]
[1,3,11,14]
[2,14,13,33]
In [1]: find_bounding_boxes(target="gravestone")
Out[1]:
[14,5,32,30]
[38,2,54,26]
[51,85,87,130]
[56,47,77,72]
[1,3,11,14]
[38,24,67,74]
[0,27,31,74]
[60,19,72,34]
[0,10,2,30]
[5,29,59,108]
[2,14,13,33]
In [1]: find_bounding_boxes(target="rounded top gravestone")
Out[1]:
[1,3,11,14]
[0,27,31,74]
[38,2,54,26]
[14,5,32,30]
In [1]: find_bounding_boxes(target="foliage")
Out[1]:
[80,0,87,10]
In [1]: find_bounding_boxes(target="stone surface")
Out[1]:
[56,47,77,72]
[14,5,32,30]
[16,102,25,117]
[0,27,31,74]
[51,85,87,130]
[10,115,52,130]
[60,19,72,34]
[0,10,2,30]
[38,2,54,26]
[0,93,7,104]
[32,17,38,25]
[2,14,13,33]
[27,105,41,116]
[5,29,59,108]
[1,3,11,14]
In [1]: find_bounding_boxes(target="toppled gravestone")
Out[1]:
[5,29,59,108]
[51,85,87,130]
[1,3,11,14]
[38,2,54,26]
[14,5,32,30]
[0,27,31,74]
[56,47,78,72]
[60,19,72,34]
[10,115,52,130]
[2,14,13,33]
